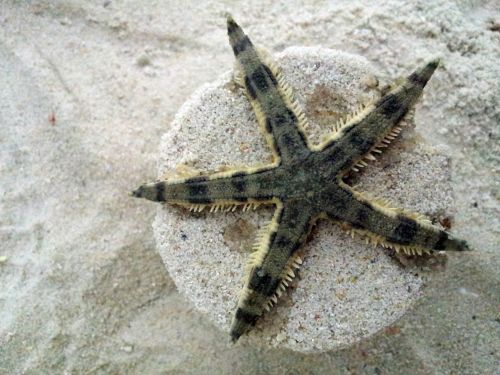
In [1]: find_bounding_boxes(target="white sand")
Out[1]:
[153,48,460,352]
[1,1,498,373]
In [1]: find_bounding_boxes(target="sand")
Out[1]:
[153,47,457,352]
[1,1,498,373]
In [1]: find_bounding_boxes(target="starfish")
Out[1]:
[132,15,470,342]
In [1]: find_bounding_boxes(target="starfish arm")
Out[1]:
[230,199,316,342]
[132,167,279,208]
[322,184,470,254]
[227,15,311,165]
[318,60,440,175]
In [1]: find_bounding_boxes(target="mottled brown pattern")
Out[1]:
[132,15,470,342]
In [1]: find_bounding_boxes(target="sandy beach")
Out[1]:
[1,1,498,374]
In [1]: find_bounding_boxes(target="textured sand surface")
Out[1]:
[1,1,498,374]
[153,48,458,352]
